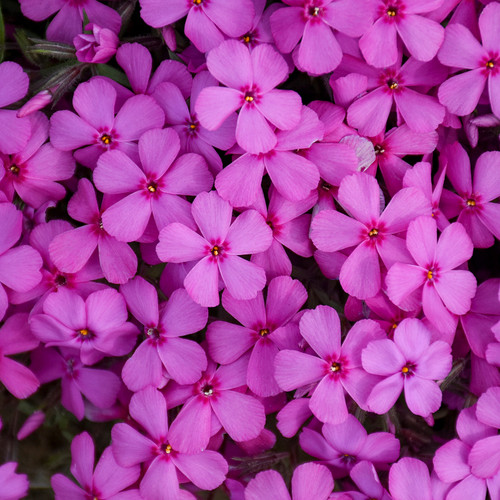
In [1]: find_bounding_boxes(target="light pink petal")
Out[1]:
[98,235,137,284]
[140,0,189,26]
[86,288,126,332]
[299,305,340,359]
[386,263,425,308]
[236,105,277,154]
[291,463,333,500]
[206,39,252,88]
[151,194,195,233]
[474,151,500,202]
[157,337,207,384]
[157,223,207,263]
[434,270,477,316]
[129,387,168,442]
[338,172,380,225]
[185,7,225,53]
[84,0,121,33]
[256,90,302,131]
[162,153,213,195]
[435,222,473,271]
[266,276,307,327]
[322,415,367,455]
[477,387,500,429]
[245,470,290,500]
[367,373,404,414]
[203,0,254,37]
[0,203,22,255]
[404,376,442,416]
[393,318,430,360]
[0,110,31,155]
[389,458,432,500]
[251,43,289,93]
[447,475,487,500]
[0,62,30,107]
[359,19,398,68]
[310,210,365,252]
[192,190,232,242]
[225,210,272,255]
[121,340,163,391]
[94,150,145,194]
[479,1,500,53]
[42,288,86,329]
[247,339,281,397]
[52,475,87,500]
[276,399,312,438]
[340,242,381,300]
[73,79,116,131]
[422,284,458,335]
[274,350,326,390]
[46,4,83,44]
[168,396,211,453]
[396,15,443,62]
[438,24,486,69]
[362,339,405,376]
[49,110,97,151]
[433,439,470,483]
[67,178,99,224]
[395,89,445,133]
[139,128,180,179]
[0,357,39,399]
[207,322,255,364]
[140,457,179,500]
[438,69,486,116]
[477,202,500,241]
[111,422,156,467]
[310,375,347,424]
[469,435,500,479]
[116,43,152,95]
[171,451,228,490]
[211,390,265,442]
[406,215,437,267]
[307,143,358,187]
[75,367,121,409]
[153,82,190,125]
[221,287,265,328]
[489,71,500,119]
[269,7,305,54]
[101,192,151,242]
[184,256,220,307]
[265,151,319,201]
[120,276,158,326]
[218,255,267,301]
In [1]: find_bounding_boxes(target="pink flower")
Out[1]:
[275,306,387,424]
[438,2,500,117]
[0,462,29,500]
[245,463,334,500]
[362,318,452,416]
[196,40,302,154]
[386,216,477,335]
[310,172,430,300]
[119,276,208,391]
[51,432,141,499]
[359,0,445,68]
[111,387,228,498]
[207,276,307,396]
[19,0,121,44]
[139,0,255,53]
[93,128,212,242]
[389,458,435,500]
[74,24,119,64]
[157,191,272,307]
[0,62,31,155]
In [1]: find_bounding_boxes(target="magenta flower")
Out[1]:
[245,463,334,500]
[440,143,500,248]
[0,313,39,399]
[153,71,237,175]
[111,387,228,499]
[362,318,452,416]
[359,0,445,68]
[389,458,434,500]
[0,112,75,208]
[93,128,212,242]
[51,432,141,500]
[19,0,121,44]
[74,24,119,64]
[0,462,29,500]
[300,415,400,478]
[310,172,430,300]
[238,0,277,50]
[30,287,139,365]
[344,460,392,500]
[276,307,387,424]
[0,62,31,155]
[207,276,307,396]
[196,40,302,154]
[438,2,500,117]
[119,276,208,391]
[48,178,137,284]
[167,358,266,453]
[269,0,373,75]
[30,346,122,421]
[157,191,272,307]
[0,202,43,320]
[140,0,254,53]
[50,78,164,169]
[386,216,477,335]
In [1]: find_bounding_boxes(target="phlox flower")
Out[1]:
[157,191,272,307]
[93,128,212,242]
[359,0,445,68]
[48,178,137,284]
[238,0,277,50]
[74,24,119,64]
[0,62,31,155]
[50,78,164,169]
[51,432,141,500]
[30,287,139,365]
[0,112,75,208]
[0,313,39,399]
[275,306,387,424]
[111,387,228,499]
[119,276,208,391]
[196,40,302,154]
[437,2,500,117]
[30,346,122,421]
[167,357,266,453]
[300,415,400,478]
[0,462,29,500]
[310,172,430,300]
[19,0,121,44]
[245,463,334,500]
[153,71,236,175]
[207,276,307,396]
[386,216,477,335]
[440,142,500,248]
[362,318,452,416]
[140,0,255,53]
[0,202,43,320]
[269,0,373,75]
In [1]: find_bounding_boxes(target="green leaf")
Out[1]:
[95,64,130,88]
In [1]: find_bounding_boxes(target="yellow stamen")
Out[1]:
[369,228,379,237]
[466,199,476,207]
[100,134,112,145]
[402,366,409,373]
[312,6,320,15]
[259,328,269,337]
[79,329,89,336]
[427,270,433,280]
[147,184,156,193]
[243,35,251,43]
[330,362,340,372]
[389,81,398,90]
[245,95,254,102]
[164,444,172,454]
[387,8,397,16]
[9,165,20,175]
[486,60,495,69]
[193,0,202,4]
[189,123,196,130]
[392,323,398,329]
[211,245,219,256]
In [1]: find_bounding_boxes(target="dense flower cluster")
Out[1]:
[0,0,500,498]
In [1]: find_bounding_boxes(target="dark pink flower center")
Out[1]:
[201,383,214,396]
[77,328,93,340]
[340,453,357,464]
[159,443,174,455]
[401,362,416,376]
[481,53,499,76]
[380,0,405,21]
[54,274,67,287]
[374,144,385,155]
[9,164,20,176]
[146,326,161,340]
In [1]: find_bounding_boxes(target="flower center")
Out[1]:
[202,384,214,396]
[386,6,397,16]
[321,181,332,191]
[374,144,385,155]
[341,453,356,464]
[161,443,173,454]
[147,181,157,193]
[387,79,399,90]
[466,198,476,207]
[309,6,321,16]
[100,134,112,145]
[9,164,20,175]
[368,228,379,238]
[211,245,220,256]
[330,362,341,372]
[401,362,415,376]
[427,269,434,280]
[77,328,92,340]
[189,123,197,130]
[146,327,161,339]
[259,328,270,337]
[54,274,67,287]
[245,92,255,102]
[486,60,495,69]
